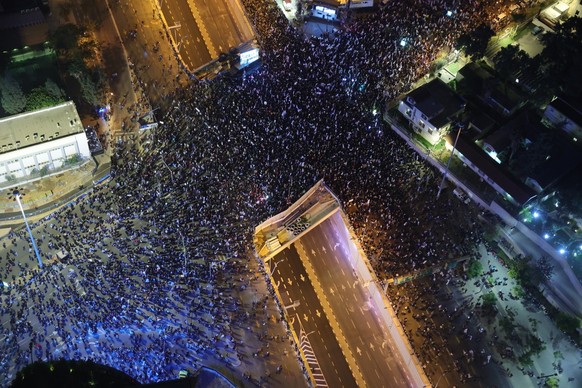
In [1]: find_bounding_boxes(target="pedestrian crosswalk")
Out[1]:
[299,327,328,387]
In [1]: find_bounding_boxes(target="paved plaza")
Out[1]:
[0,177,306,386]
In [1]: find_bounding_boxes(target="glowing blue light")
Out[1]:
[400,39,407,47]
[446,10,453,17]
[559,248,566,255]
[533,211,540,218]
[544,233,550,239]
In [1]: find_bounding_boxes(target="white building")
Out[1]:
[398,78,466,145]
[542,96,582,142]
[0,101,91,184]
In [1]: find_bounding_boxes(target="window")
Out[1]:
[405,109,412,117]
[419,120,426,129]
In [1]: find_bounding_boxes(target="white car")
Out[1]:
[453,188,471,204]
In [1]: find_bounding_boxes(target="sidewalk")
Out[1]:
[384,114,582,318]
[0,154,111,231]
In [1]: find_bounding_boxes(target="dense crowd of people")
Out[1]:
[0,0,511,384]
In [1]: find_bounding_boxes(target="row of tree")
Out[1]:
[458,16,582,104]
[0,77,65,115]
[50,23,104,107]
[0,22,104,117]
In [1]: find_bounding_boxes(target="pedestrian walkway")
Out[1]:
[0,154,111,228]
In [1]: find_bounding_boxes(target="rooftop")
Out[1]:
[0,101,84,155]
[547,96,582,127]
[407,78,466,128]
[446,132,537,205]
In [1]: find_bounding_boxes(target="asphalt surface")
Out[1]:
[272,245,357,387]
[161,0,212,70]
[192,0,255,54]
[271,211,416,388]
[299,212,414,387]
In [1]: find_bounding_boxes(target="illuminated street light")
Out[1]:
[8,188,43,269]
[533,211,540,218]
[559,248,566,255]
[544,233,550,239]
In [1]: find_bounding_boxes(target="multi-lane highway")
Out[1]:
[271,211,416,387]
[272,245,357,387]
[159,0,254,72]
[299,212,414,387]
[192,0,255,54]
[159,0,212,70]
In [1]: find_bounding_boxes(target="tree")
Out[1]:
[456,23,495,60]
[493,44,532,84]
[467,260,483,278]
[77,73,99,106]
[0,75,27,115]
[45,79,65,100]
[482,292,497,314]
[555,311,580,335]
[538,16,582,99]
[48,23,84,55]
[545,376,559,388]
[26,87,60,111]
[533,256,554,284]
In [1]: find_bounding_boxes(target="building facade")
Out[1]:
[0,101,91,185]
[398,78,466,145]
[542,96,582,142]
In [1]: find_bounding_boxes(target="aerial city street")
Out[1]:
[0,0,581,387]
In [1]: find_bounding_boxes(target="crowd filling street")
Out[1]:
[1,0,579,386]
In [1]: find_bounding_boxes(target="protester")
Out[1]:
[0,0,506,383]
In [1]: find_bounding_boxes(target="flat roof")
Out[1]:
[0,101,83,155]
[445,133,536,205]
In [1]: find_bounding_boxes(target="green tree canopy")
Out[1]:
[44,78,65,100]
[456,23,495,60]
[494,44,532,83]
[26,87,61,111]
[539,16,582,99]
[555,311,580,335]
[0,75,27,115]
[48,23,85,54]
[467,260,483,278]
[77,73,99,106]
[482,291,497,307]
[509,255,552,290]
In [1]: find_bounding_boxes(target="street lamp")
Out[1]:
[269,259,281,277]
[8,187,43,269]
